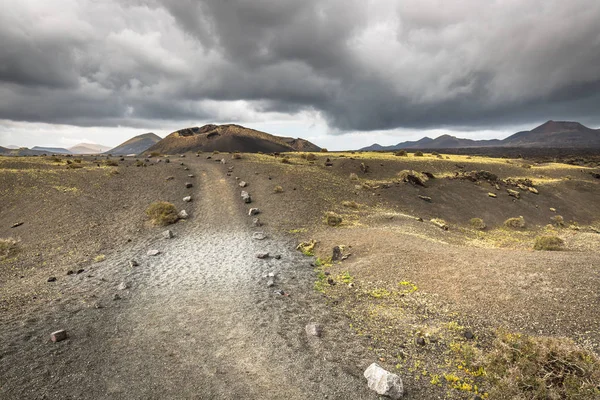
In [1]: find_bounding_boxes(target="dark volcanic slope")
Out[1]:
[145,124,320,154]
[0,147,47,156]
[503,121,600,147]
[361,120,600,150]
[107,132,162,155]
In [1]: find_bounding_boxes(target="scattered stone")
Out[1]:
[416,217,423,222]
[249,208,260,216]
[415,336,426,346]
[252,232,267,240]
[256,252,270,259]
[228,166,234,171]
[364,363,404,399]
[165,176,175,181]
[488,192,497,198]
[50,330,68,343]
[117,282,130,290]
[183,196,192,202]
[165,158,170,163]
[184,167,190,171]
[332,246,343,261]
[267,280,275,287]
[94,302,103,309]
[66,270,74,276]
[206,156,212,159]
[239,181,248,188]
[305,323,323,337]
[47,277,57,282]
[185,182,193,188]
[268,272,275,277]
[550,207,557,213]
[431,219,449,230]
[418,195,432,202]
[76,269,85,274]
[129,260,139,267]
[274,255,281,260]
[178,210,189,219]
[273,290,287,296]
[147,249,161,256]
[220,159,226,164]
[113,294,121,301]
[464,330,475,340]
[180,162,185,166]
[162,230,174,239]
[241,191,252,203]
[188,174,195,178]
[252,218,262,227]
[507,189,520,199]
[11,222,24,228]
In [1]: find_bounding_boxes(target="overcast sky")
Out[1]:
[1,0,599,150]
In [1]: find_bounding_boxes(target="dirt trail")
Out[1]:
[1,160,376,399]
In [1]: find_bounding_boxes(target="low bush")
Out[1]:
[534,235,564,251]
[414,151,424,157]
[146,201,179,226]
[349,173,359,181]
[281,157,291,164]
[0,238,19,260]
[551,215,565,227]
[274,185,284,193]
[324,212,342,227]
[485,332,600,398]
[150,152,161,157]
[470,218,486,230]
[504,216,526,229]
[320,148,328,153]
[395,150,408,156]
[232,152,242,159]
[342,200,359,209]
[105,160,119,167]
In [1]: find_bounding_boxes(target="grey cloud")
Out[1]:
[0,0,599,133]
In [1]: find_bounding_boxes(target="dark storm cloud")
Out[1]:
[1,0,600,131]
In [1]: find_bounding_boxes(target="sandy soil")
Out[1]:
[1,157,378,399]
[1,151,599,399]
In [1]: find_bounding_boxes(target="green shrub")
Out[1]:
[485,332,600,398]
[0,238,19,260]
[551,215,565,227]
[320,148,328,153]
[395,150,408,157]
[504,216,525,229]
[470,218,486,230]
[534,235,564,251]
[342,200,359,209]
[414,151,424,157]
[146,201,179,226]
[324,212,342,227]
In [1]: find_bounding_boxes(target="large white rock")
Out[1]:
[364,363,403,399]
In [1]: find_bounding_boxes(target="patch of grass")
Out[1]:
[300,153,317,161]
[551,215,565,227]
[504,216,526,229]
[135,160,147,167]
[324,212,342,227]
[105,160,119,167]
[485,332,600,399]
[369,288,392,298]
[66,163,84,169]
[342,200,359,209]
[232,152,242,159]
[0,238,19,260]
[146,201,179,226]
[94,254,106,263]
[533,235,564,251]
[150,152,162,157]
[470,218,486,230]
[281,157,291,164]
[296,240,317,256]
[273,185,284,193]
[349,172,359,181]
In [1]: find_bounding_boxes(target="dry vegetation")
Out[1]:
[145,201,179,226]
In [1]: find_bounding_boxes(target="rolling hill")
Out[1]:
[360,121,600,150]
[144,124,321,155]
[31,146,72,154]
[69,143,111,154]
[106,133,162,155]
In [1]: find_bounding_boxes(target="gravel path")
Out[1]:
[0,161,376,399]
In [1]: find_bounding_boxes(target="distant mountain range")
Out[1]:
[106,133,162,155]
[144,124,321,155]
[70,143,111,154]
[360,121,600,151]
